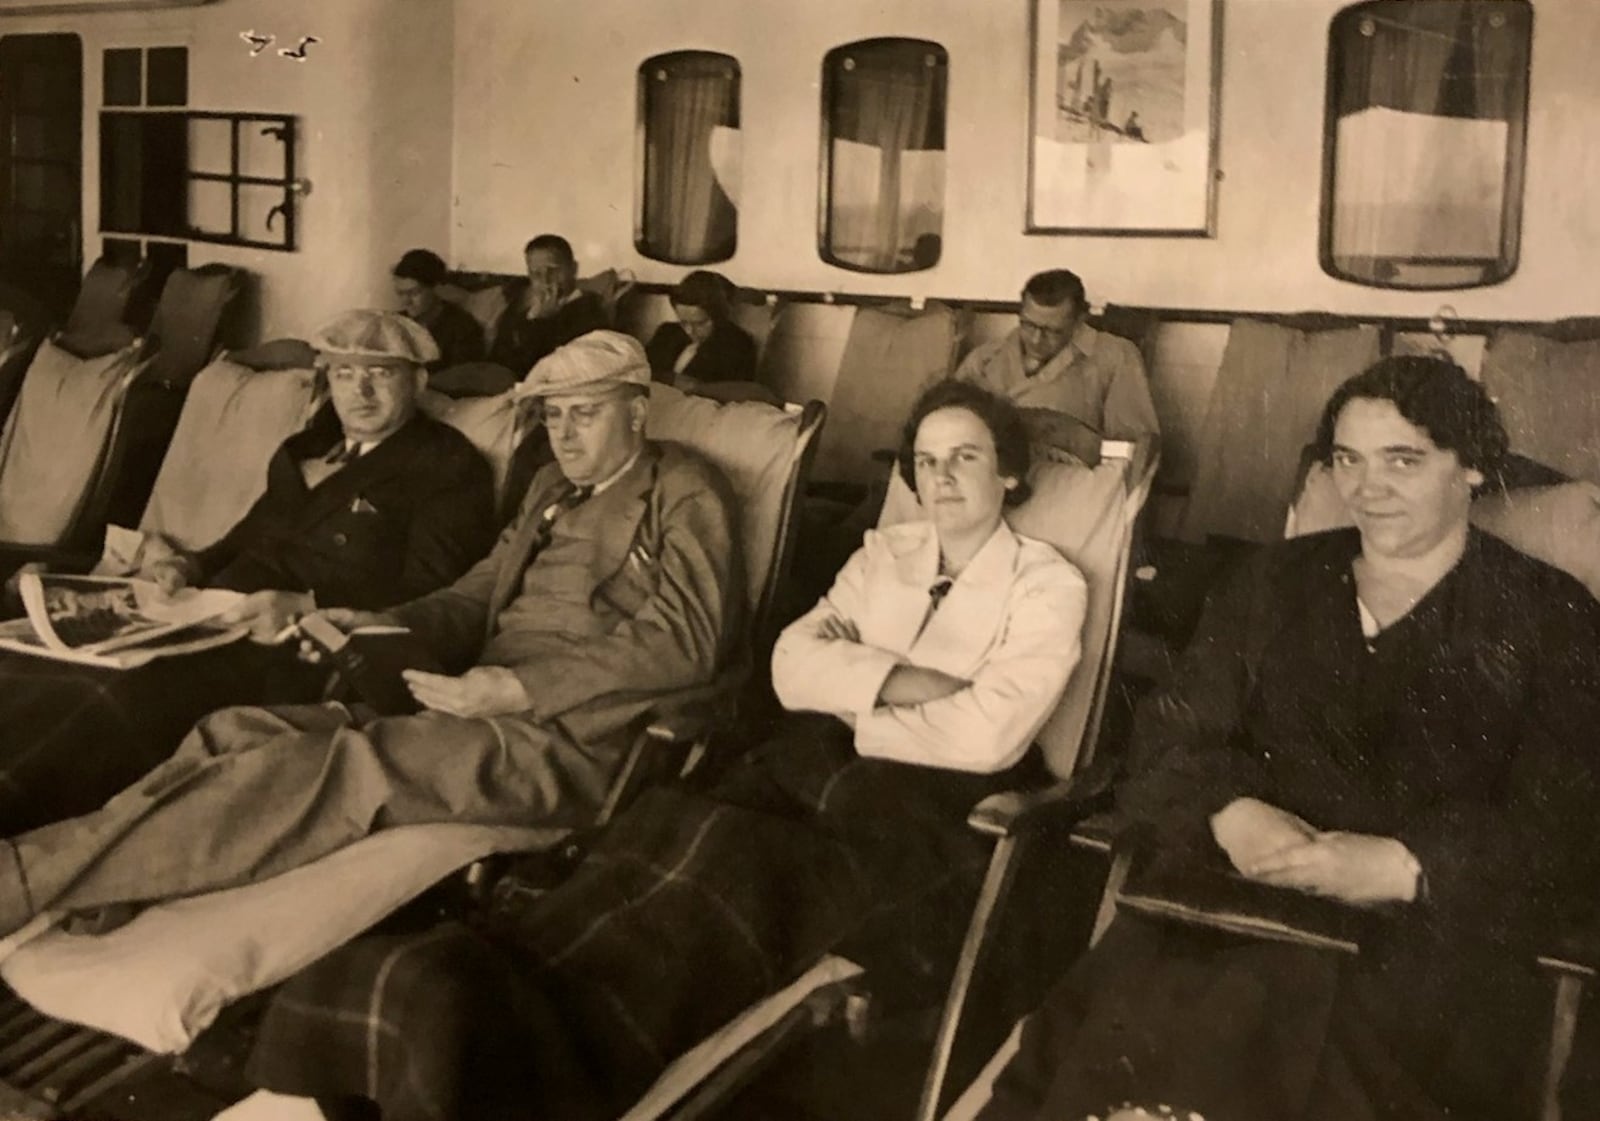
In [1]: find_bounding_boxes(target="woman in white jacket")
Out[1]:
[247,379,1089,1121]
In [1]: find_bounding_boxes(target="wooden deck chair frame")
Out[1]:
[0,399,828,1121]
[615,436,1159,1121]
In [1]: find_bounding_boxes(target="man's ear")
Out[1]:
[628,391,648,433]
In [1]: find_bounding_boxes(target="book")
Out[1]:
[0,573,248,669]
[1116,856,1374,954]
[296,614,445,716]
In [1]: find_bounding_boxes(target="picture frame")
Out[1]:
[1026,0,1223,237]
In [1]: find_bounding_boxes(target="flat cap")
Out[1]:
[312,309,440,366]
[518,329,650,398]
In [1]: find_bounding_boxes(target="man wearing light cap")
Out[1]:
[0,330,744,936]
[0,310,496,835]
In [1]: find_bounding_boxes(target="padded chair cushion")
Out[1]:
[61,257,140,347]
[879,450,1129,777]
[729,299,777,369]
[1480,330,1600,484]
[229,338,320,372]
[646,382,807,610]
[417,387,521,508]
[576,268,635,325]
[0,824,549,1054]
[143,267,238,387]
[428,360,519,399]
[0,339,145,545]
[1180,319,1381,543]
[1292,465,1600,600]
[54,320,138,360]
[458,283,510,345]
[813,303,962,488]
[138,357,323,551]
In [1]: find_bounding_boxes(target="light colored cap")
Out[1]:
[517,329,650,398]
[312,309,440,366]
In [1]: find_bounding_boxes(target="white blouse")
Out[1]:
[771,520,1086,773]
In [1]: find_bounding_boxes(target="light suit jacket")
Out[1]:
[394,441,745,745]
[772,519,1086,773]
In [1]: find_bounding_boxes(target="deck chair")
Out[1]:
[945,459,1600,1121]
[0,265,241,577]
[102,342,324,566]
[0,388,827,1121]
[55,255,145,361]
[0,283,52,432]
[600,437,1158,1121]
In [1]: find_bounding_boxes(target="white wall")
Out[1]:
[451,0,1600,321]
[0,0,456,338]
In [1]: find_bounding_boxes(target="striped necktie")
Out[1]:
[526,482,593,562]
[325,441,363,466]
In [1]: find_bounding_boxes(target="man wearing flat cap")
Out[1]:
[0,330,744,935]
[0,310,496,836]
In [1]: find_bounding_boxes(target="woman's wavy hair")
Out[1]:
[670,270,736,324]
[896,379,1032,507]
[1311,354,1508,493]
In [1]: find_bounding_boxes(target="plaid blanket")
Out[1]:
[249,715,1038,1121]
[0,644,327,833]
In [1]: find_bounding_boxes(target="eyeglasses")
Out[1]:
[1017,316,1073,343]
[328,363,412,384]
[540,397,620,428]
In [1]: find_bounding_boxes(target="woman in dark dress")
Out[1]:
[980,355,1600,1121]
[644,269,759,390]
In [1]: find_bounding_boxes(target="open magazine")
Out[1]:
[0,572,249,669]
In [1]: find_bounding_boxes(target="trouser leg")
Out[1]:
[0,703,602,934]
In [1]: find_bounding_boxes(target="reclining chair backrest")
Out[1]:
[57,256,144,359]
[1479,322,1600,485]
[0,304,45,434]
[137,343,324,551]
[812,302,964,490]
[417,387,524,513]
[140,265,242,388]
[0,338,148,546]
[645,382,827,661]
[1179,316,1380,545]
[878,440,1156,778]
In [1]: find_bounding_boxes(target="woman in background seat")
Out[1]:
[645,269,759,391]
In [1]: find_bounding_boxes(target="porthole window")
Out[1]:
[636,50,740,265]
[1322,0,1532,289]
[819,38,947,274]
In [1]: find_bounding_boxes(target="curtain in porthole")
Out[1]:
[640,53,739,264]
[825,41,946,273]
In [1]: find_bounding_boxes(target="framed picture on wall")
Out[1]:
[1027,0,1223,236]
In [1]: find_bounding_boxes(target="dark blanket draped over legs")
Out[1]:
[0,643,329,833]
[979,913,1554,1121]
[250,714,1040,1121]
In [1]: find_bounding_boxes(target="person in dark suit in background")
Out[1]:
[645,269,759,391]
[391,249,486,372]
[0,310,496,834]
[487,234,608,375]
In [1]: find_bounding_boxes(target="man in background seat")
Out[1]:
[957,268,1160,444]
[488,234,608,375]
[391,249,486,371]
[0,331,744,938]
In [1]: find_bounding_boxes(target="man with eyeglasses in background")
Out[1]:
[0,310,495,835]
[955,268,1160,446]
[0,330,744,937]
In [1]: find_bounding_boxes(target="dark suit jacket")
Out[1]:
[488,288,607,375]
[417,299,487,371]
[645,320,758,386]
[197,408,496,609]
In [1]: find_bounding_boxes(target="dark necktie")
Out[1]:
[916,576,955,640]
[325,441,363,466]
[526,482,592,563]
